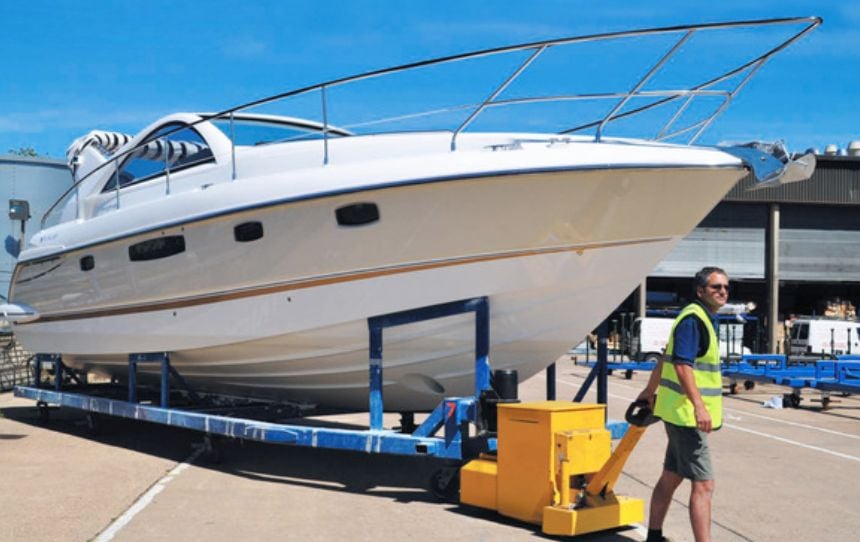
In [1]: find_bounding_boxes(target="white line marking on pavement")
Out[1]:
[94,449,201,541]
[556,376,860,463]
[722,424,860,462]
[722,408,860,441]
[562,375,860,441]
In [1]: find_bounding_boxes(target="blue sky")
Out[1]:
[0,1,855,159]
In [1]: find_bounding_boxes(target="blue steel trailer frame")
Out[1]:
[810,358,860,393]
[16,297,499,460]
[722,354,860,408]
[14,296,629,459]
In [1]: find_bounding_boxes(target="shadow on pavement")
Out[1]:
[2,400,646,541]
[1,402,450,504]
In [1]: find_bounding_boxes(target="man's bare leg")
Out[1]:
[649,469,684,530]
[689,479,714,542]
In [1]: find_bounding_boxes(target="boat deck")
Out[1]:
[2,360,859,541]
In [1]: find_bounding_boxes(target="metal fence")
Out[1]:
[0,338,33,391]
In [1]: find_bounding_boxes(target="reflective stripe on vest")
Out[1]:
[653,303,723,429]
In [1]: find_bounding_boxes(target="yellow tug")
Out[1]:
[460,400,656,536]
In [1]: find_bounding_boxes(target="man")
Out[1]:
[637,266,728,542]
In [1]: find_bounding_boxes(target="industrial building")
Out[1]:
[634,146,860,353]
[0,154,72,297]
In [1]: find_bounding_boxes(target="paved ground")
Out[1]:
[2,360,859,541]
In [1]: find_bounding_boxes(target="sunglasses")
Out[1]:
[707,283,730,292]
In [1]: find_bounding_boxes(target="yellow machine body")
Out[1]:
[460,401,645,537]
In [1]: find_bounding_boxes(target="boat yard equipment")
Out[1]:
[16,298,510,461]
[460,399,657,536]
[723,354,860,408]
[15,297,627,497]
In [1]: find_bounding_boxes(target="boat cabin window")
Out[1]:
[210,118,347,146]
[103,123,213,191]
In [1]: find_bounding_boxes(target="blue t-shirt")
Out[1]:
[671,306,719,365]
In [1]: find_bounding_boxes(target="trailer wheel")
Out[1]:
[644,353,661,364]
[783,393,802,408]
[201,435,223,465]
[85,413,102,436]
[729,383,738,395]
[429,466,460,502]
[37,401,50,422]
[624,370,634,380]
[743,380,755,391]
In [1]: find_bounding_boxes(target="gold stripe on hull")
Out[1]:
[27,236,671,324]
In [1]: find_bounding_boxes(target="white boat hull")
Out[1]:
[12,165,744,410]
[52,242,672,410]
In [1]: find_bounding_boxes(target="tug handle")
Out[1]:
[625,399,659,427]
[585,400,657,499]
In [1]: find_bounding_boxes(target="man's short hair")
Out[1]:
[694,266,728,291]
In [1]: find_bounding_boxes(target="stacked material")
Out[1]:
[821,299,857,320]
[0,339,32,391]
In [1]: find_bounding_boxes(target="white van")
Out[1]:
[789,319,860,356]
[630,316,750,361]
[629,317,673,362]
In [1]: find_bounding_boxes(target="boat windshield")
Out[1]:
[209,118,348,146]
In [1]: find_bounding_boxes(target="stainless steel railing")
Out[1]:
[41,16,821,230]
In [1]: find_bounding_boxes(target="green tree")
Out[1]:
[7,146,38,157]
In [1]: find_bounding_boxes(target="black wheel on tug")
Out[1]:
[429,466,460,502]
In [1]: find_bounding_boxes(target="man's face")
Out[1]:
[697,272,729,312]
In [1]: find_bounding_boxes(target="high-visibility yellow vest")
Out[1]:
[654,302,723,429]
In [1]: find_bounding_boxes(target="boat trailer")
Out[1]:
[14,296,650,537]
[723,354,860,408]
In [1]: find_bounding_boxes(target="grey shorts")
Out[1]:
[663,422,714,481]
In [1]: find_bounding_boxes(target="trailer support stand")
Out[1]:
[367,296,492,432]
[128,353,200,407]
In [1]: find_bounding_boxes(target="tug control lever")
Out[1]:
[584,400,659,500]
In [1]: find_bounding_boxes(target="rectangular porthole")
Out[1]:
[80,255,95,271]
[129,235,186,261]
[336,202,379,226]
[234,221,264,242]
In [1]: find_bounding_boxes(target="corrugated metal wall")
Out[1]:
[0,156,72,296]
[653,227,860,282]
[725,156,860,205]
[655,156,860,282]
[652,228,765,279]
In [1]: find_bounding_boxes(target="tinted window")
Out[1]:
[129,235,186,261]
[104,124,213,191]
[211,118,345,146]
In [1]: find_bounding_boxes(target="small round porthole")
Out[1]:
[234,221,264,242]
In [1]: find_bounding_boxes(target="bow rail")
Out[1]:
[42,16,821,230]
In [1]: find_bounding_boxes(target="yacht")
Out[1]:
[7,17,820,410]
